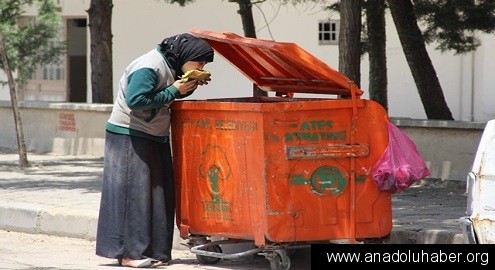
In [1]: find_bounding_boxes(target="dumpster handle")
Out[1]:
[349,81,359,244]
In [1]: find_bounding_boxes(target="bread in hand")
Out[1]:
[180,69,211,82]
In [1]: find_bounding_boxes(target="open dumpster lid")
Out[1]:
[191,29,363,96]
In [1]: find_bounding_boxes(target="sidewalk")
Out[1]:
[0,152,468,247]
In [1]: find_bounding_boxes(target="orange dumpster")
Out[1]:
[170,29,392,269]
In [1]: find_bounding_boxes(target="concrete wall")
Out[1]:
[0,101,111,156]
[393,118,485,182]
[0,101,486,181]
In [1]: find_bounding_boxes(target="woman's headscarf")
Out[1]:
[159,33,214,78]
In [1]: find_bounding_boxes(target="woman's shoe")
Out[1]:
[120,257,158,268]
[151,260,170,267]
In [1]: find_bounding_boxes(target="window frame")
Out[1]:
[318,19,340,45]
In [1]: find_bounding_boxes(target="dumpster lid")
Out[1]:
[191,29,363,96]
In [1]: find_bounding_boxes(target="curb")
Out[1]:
[0,204,97,241]
[0,205,466,246]
[387,229,466,244]
[0,205,188,250]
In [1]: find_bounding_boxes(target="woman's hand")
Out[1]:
[173,77,211,95]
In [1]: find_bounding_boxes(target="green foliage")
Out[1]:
[0,0,66,85]
[414,0,495,54]
[0,0,33,25]
[328,0,495,55]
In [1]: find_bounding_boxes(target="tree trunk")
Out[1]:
[366,0,388,111]
[236,0,256,38]
[231,0,267,97]
[0,28,29,167]
[388,0,453,120]
[338,0,362,88]
[87,0,114,103]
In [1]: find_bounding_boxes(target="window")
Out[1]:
[19,17,65,81]
[18,16,67,101]
[318,20,339,45]
[41,40,65,81]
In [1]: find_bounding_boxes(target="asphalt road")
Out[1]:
[0,230,311,270]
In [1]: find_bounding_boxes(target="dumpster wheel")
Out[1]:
[196,244,222,265]
[262,249,291,270]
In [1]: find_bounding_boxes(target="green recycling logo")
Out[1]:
[309,166,347,196]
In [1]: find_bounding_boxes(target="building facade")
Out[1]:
[1,0,494,122]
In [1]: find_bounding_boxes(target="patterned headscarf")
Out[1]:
[159,33,214,78]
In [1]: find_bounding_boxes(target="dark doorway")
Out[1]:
[67,18,87,102]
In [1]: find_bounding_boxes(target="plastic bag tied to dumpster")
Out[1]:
[371,122,431,193]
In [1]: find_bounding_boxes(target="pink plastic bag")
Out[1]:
[371,122,430,193]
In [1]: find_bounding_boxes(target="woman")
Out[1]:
[95,33,214,268]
